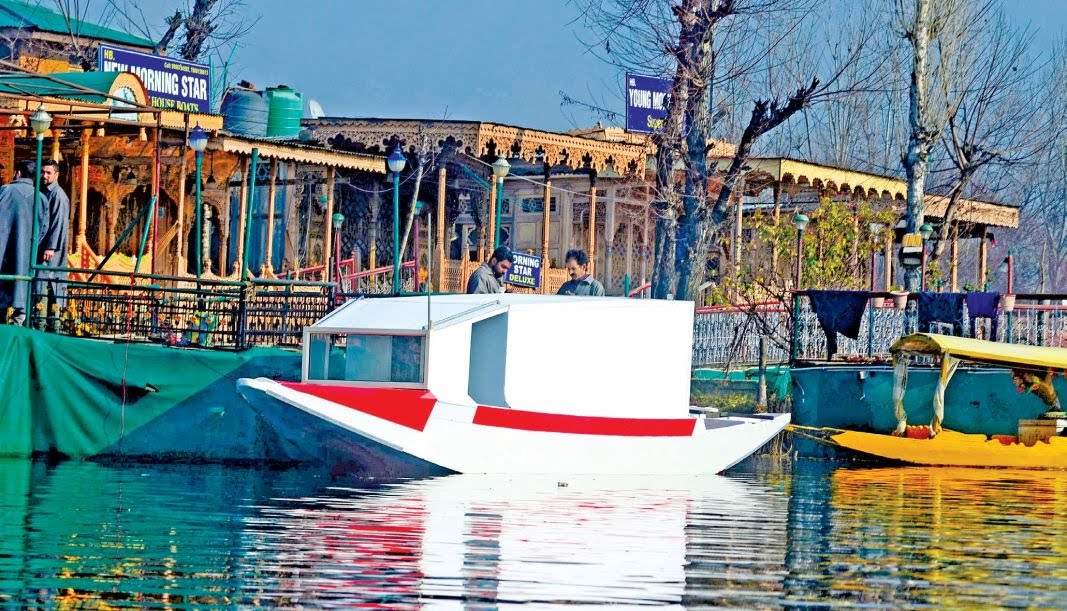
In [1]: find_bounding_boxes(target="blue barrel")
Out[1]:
[265,85,303,138]
[221,84,268,137]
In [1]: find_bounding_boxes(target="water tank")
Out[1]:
[220,81,268,137]
[265,85,303,138]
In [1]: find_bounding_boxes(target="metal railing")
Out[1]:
[692,292,1067,367]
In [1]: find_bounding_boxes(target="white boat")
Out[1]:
[236,294,788,476]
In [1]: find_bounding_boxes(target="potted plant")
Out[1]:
[1000,293,1016,312]
[889,286,909,309]
[871,294,886,308]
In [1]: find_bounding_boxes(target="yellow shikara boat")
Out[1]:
[789,333,1067,469]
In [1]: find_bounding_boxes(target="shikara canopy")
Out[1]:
[891,333,1067,370]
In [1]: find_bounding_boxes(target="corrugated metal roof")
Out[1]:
[0,0,155,48]
[0,72,123,104]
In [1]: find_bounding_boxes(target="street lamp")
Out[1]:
[27,104,52,325]
[387,147,407,294]
[998,250,1014,294]
[188,125,209,281]
[492,156,510,248]
[793,212,809,288]
[331,212,345,284]
[919,222,933,291]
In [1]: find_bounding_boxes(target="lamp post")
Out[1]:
[492,156,510,248]
[331,212,344,285]
[387,147,407,294]
[188,125,209,282]
[919,223,933,291]
[793,212,809,289]
[27,104,52,324]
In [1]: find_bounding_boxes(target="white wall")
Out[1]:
[426,324,474,405]
[502,300,693,418]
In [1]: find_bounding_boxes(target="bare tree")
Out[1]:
[575,0,886,299]
[928,8,1050,264]
[894,0,992,289]
[104,0,257,63]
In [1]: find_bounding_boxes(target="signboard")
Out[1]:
[504,252,542,289]
[625,73,671,134]
[98,43,211,113]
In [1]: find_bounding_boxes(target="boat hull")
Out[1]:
[791,427,1067,469]
[791,364,1056,457]
[236,378,790,476]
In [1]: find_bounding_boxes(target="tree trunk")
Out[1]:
[902,0,932,291]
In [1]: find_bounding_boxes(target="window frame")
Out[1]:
[301,326,429,389]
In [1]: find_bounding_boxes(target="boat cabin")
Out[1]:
[302,294,695,419]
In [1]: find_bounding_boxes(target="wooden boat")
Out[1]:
[236,294,789,476]
[790,333,1067,468]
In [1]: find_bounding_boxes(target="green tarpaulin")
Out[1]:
[0,326,303,459]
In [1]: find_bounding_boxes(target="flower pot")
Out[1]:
[1000,294,1016,313]
[871,296,886,309]
[891,292,909,310]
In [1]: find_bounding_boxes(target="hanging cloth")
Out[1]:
[892,354,909,436]
[809,290,869,358]
[917,292,965,335]
[930,355,960,436]
[808,290,870,359]
[964,291,1000,339]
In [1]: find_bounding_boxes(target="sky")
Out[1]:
[129,0,1066,134]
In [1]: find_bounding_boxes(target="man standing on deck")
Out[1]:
[0,160,46,324]
[466,246,514,294]
[557,249,605,296]
[37,159,69,307]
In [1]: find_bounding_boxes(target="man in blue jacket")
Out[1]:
[0,160,46,324]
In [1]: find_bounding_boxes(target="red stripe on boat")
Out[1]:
[472,406,697,437]
[281,383,436,431]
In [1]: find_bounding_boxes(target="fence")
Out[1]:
[690,293,1067,367]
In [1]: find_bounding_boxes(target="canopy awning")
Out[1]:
[890,333,1067,370]
[217,135,387,174]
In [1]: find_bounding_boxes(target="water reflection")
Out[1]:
[3,459,1067,608]
[784,465,1067,608]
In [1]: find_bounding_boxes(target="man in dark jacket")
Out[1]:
[0,159,46,323]
[37,159,70,306]
[466,246,514,294]
[557,249,605,296]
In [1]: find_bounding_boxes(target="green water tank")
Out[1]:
[265,85,303,138]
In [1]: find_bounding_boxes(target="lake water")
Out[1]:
[2,457,1066,609]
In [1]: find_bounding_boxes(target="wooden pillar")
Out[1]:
[733,189,743,284]
[77,129,90,249]
[626,216,634,287]
[770,182,782,274]
[541,168,552,294]
[604,189,616,290]
[323,166,336,282]
[435,165,447,289]
[149,126,160,273]
[561,189,573,263]
[235,156,250,274]
[641,203,651,284]
[950,225,959,292]
[362,182,377,271]
[978,226,988,288]
[263,159,279,275]
[587,173,598,276]
[884,238,893,289]
[176,121,189,272]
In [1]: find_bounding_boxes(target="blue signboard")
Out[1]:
[98,43,212,113]
[625,73,671,134]
[504,252,542,289]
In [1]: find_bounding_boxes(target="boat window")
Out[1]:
[306,332,424,384]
